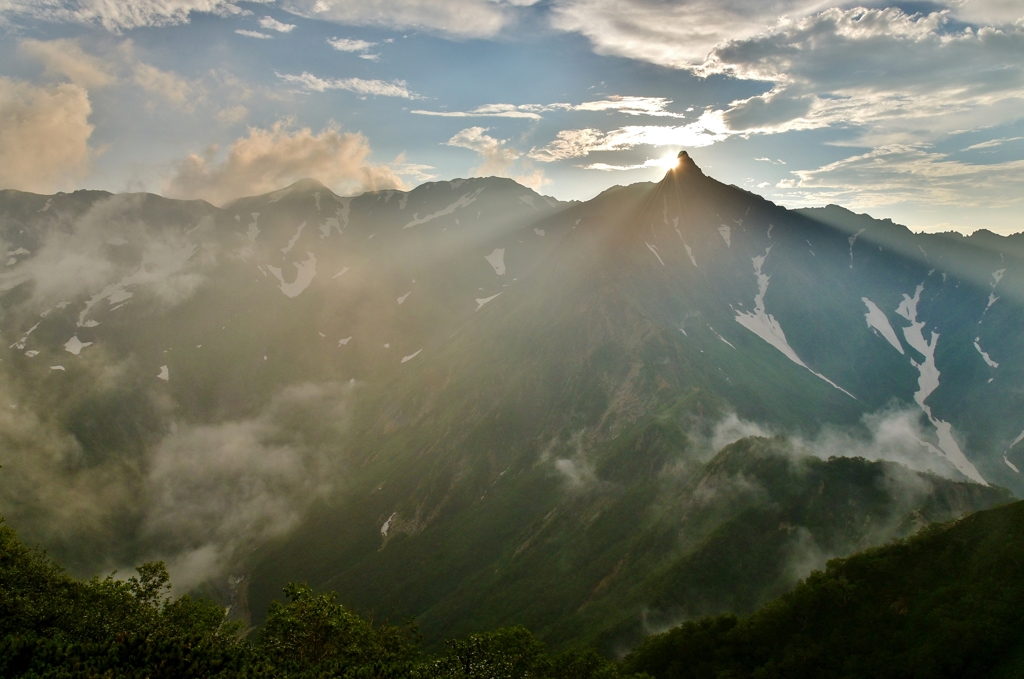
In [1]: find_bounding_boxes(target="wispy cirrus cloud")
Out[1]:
[777,144,1024,209]
[412,96,688,120]
[276,71,415,98]
[280,0,540,39]
[0,0,272,32]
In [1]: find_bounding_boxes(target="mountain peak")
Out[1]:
[287,178,329,193]
[672,150,704,177]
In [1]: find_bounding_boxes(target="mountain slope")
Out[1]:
[623,498,1024,679]
[0,157,1022,651]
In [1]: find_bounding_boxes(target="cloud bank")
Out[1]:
[165,121,404,205]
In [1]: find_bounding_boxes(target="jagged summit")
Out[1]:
[672,150,705,177]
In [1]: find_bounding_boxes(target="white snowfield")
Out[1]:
[485,248,506,275]
[734,248,855,398]
[64,336,92,355]
[76,242,198,328]
[646,242,665,266]
[404,188,484,228]
[281,222,306,254]
[973,339,999,368]
[718,224,731,247]
[475,293,501,310]
[267,252,317,298]
[895,285,987,485]
[862,298,904,354]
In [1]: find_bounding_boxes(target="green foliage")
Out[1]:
[0,514,647,678]
[622,499,1024,679]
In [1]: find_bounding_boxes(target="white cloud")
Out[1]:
[214,104,249,124]
[962,136,1024,151]
[133,62,202,109]
[327,37,376,52]
[280,0,539,39]
[164,120,404,205]
[528,111,729,162]
[276,71,415,98]
[548,0,832,69]
[448,126,520,175]
[235,29,272,38]
[0,0,270,32]
[777,144,1024,209]
[18,38,117,88]
[447,126,548,189]
[0,77,94,193]
[693,9,1024,144]
[412,96,687,120]
[259,15,295,32]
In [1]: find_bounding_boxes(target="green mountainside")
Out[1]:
[2,158,1024,656]
[624,498,1024,679]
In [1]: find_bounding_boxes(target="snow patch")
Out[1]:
[404,188,483,228]
[475,293,501,310]
[64,336,92,355]
[973,339,999,368]
[49,365,64,371]
[335,199,351,233]
[646,242,665,266]
[332,267,350,279]
[397,291,411,304]
[381,512,396,536]
[157,365,169,381]
[848,229,865,269]
[734,247,855,398]
[708,326,735,349]
[267,252,317,298]
[862,298,904,354]
[718,224,731,247]
[485,248,506,275]
[401,349,422,363]
[895,285,987,485]
[533,228,545,237]
[24,350,39,357]
[246,214,260,244]
[281,221,306,254]
[338,337,351,346]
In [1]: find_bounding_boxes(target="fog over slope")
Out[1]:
[0,156,1020,646]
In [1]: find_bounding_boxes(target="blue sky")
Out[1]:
[1,0,1022,233]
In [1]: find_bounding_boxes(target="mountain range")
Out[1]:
[0,152,1020,649]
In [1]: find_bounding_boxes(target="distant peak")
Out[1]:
[288,178,329,192]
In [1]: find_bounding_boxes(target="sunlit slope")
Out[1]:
[245,157,1021,647]
[3,157,1024,653]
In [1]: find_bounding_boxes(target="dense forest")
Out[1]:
[4,498,1024,677]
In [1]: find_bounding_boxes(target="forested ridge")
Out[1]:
[4,499,1024,677]
[623,499,1024,679]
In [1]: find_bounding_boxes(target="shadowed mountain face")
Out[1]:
[0,157,1020,649]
